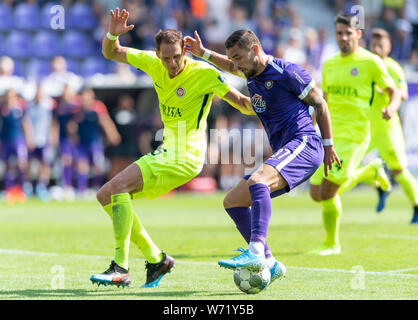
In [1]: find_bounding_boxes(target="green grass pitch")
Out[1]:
[0,187,417,300]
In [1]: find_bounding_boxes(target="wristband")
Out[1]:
[202,48,211,60]
[106,32,119,41]
[322,138,333,146]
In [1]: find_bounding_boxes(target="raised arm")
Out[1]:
[303,88,340,177]
[102,8,134,64]
[184,31,245,78]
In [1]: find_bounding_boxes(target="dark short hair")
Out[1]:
[334,13,358,28]
[371,28,391,41]
[225,29,261,50]
[154,29,184,51]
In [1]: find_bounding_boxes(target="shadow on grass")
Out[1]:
[0,289,203,299]
[173,251,304,261]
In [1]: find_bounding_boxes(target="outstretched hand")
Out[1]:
[184,31,205,57]
[109,8,134,36]
[323,145,341,177]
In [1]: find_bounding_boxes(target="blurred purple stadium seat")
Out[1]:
[81,56,109,77]
[68,3,97,30]
[0,4,13,31]
[5,31,32,59]
[61,31,95,58]
[26,58,51,80]
[13,2,40,31]
[13,59,25,77]
[65,58,81,75]
[33,31,61,58]
[0,34,4,56]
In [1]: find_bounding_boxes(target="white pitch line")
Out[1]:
[386,267,418,273]
[376,234,418,241]
[1,248,417,278]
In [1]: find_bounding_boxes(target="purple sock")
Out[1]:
[92,174,103,189]
[62,166,72,187]
[4,171,13,189]
[225,206,272,258]
[249,183,272,244]
[77,172,88,192]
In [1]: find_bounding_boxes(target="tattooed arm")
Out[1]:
[303,88,340,176]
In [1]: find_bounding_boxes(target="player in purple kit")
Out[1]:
[0,89,34,203]
[52,85,80,200]
[185,30,340,280]
[72,88,121,196]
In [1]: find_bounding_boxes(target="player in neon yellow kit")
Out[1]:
[338,28,418,223]
[309,14,401,255]
[90,8,255,288]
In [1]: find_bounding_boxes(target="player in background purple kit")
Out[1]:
[0,89,34,203]
[52,85,80,200]
[72,88,121,197]
[185,30,340,282]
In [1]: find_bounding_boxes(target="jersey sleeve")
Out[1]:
[371,56,394,91]
[282,63,316,100]
[126,48,160,77]
[392,61,408,92]
[321,62,328,94]
[204,67,231,98]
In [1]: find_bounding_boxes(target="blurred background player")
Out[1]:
[309,13,401,255]
[0,89,34,203]
[369,28,418,223]
[52,84,80,200]
[336,28,418,223]
[26,84,56,201]
[107,94,139,179]
[72,87,121,197]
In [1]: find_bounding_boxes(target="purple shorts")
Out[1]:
[245,134,323,198]
[60,138,77,158]
[75,141,105,169]
[0,138,28,163]
[29,146,54,165]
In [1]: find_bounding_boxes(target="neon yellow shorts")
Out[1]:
[310,137,370,186]
[131,146,203,200]
[369,115,407,171]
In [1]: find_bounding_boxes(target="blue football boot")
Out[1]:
[218,248,265,272]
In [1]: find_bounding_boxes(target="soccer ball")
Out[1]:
[233,267,271,294]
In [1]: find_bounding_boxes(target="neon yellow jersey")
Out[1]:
[126,48,230,160]
[370,57,407,130]
[322,47,393,143]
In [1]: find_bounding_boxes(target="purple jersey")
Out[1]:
[247,56,316,151]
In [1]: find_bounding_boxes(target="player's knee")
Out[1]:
[223,194,234,209]
[247,174,263,187]
[310,186,321,202]
[320,189,337,201]
[391,169,403,177]
[96,183,111,206]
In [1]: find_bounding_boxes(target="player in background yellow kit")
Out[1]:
[90,8,255,288]
[309,14,401,255]
[337,28,418,223]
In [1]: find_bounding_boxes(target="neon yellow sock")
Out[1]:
[104,202,162,264]
[394,170,418,205]
[322,195,342,247]
[111,193,133,269]
[338,164,376,194]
